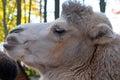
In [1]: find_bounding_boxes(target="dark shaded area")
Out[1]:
[0,51,17,80]
[99,0,106,13]
[55,0,60,19]
[16,0,22,25]
[44,0,47,22]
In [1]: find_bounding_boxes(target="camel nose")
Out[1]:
[10,28,24,34]
[4,36,18,50]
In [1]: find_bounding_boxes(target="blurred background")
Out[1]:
[0,0,120,79]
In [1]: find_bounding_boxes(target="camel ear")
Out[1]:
[89,23,115,45]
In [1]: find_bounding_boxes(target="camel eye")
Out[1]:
[53,27,66,36]
[10,28,24,34]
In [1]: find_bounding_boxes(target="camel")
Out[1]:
[3,1,120,80]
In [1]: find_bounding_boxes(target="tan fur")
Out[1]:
[4,0,120,80]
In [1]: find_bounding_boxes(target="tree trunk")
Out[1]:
[55,0,59,19]
[44,0,47,22]
[99,0,106,13]
[40,0,42,22]
[2,0,8,39]
[23,0,27,23]
[16,0,21,25]
[83,0,85,4]
[28,0,32,23]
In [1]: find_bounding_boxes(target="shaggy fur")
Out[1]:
[4,0,120,80]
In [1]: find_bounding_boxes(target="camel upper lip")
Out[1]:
[3,37,19,50]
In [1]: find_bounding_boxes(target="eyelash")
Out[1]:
[54,27,66,35]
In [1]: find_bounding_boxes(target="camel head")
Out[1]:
[4,1,115,75]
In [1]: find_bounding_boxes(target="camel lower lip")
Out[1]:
[3,43,16,50]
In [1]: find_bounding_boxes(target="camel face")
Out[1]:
[4,1,116,79]
[4,17,84,69]
[4,22,54,66]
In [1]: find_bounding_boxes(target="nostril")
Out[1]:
[6,36,18,44]
[10,28,24,34]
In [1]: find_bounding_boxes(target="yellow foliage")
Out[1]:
[0,0,42,77]
[0,26,5,42]
[0,0,43,43]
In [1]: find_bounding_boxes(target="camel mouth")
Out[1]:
[3,36,19,50]
[3,43,16,50]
